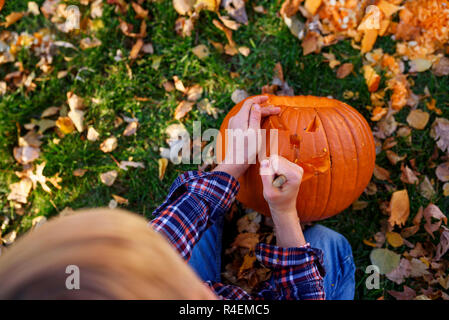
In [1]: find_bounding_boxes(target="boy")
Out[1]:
[151,96,356,299]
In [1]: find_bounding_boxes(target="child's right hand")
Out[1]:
[260,155,306,247]
[259,155,304,218]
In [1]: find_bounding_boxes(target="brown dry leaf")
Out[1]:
[406,109,430,130]
[112,194,128,205]
[386,150,406,165]
[231,232,259,250]
[80,37,102,50]
[131,2,148,19]
[130,38,144,60]
[388,286,416,300]
[7,178,33,204]
[56,117,75,134]
[158,158,168,180]
[435,226,449,261]
[423,203,447,238]
[67,92,84,110]
[162,81,175,92]
[186,84,203,101]
[173,76,187,93]
[119,161,145,171]
[174,100,194,120]
[100,136,118,153]
[238,254,256,276]
[400,164,419,185]
[302,32,320,56]
[352,200,369,211]
[336,63,353,79]
[222,0,248,25]
[175,16,194,37]
[386,232,404,248]
[432,57,449,77]
[409,258,430,277]
[374,164,390,181]
[123,121,138,136]
[436,162,449,182]
[73,168,87,177]
[430,118,449,154]
[386,258,411,285]
[280,0,302,17]
[41,106,60,118]
[238,46,250,57]
[388,189,410,228]
[100,170,118,186]
[444,183,449,197]
[219,15,240,30]
[87,127,100,141]
[231,89,248,104]
[401,225,420,238]
[1,12,24,28]
[419,176,435,200]
[13,146,40,165]
[173,0,194,15]
[192,44,210,60]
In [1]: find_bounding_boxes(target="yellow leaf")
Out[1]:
[304,0,322,16]
[363,239,378,247]
[238,254,256,275]
[406,109,430,130]
[158,158,168,180]
[386,232,403,247]
[56,117,75,134]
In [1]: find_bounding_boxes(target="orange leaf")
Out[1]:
[2,12,24,28]
[388,189,410,228]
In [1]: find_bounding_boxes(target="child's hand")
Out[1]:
[260,155,304,216]
[214,96,280,179]
[260,155,306,247]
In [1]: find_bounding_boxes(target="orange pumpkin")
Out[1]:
[218,95,376,222]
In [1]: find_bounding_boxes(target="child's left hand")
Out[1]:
[214,96,280,179]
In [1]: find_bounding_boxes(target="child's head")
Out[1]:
[0,208,216,299]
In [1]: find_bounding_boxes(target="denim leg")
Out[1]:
[304,224,356,300]
[188,215,224,282]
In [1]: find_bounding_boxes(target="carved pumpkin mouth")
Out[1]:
[262,106,331,182]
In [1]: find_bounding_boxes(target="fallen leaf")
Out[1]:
[444,183,449,197]
[41,106,60,118]
[173,76,187,93]
[7,178,32,204]
[423,203,447,238]
[174,100,194,120]
[68,109,85,132]
[388,286,416,300]
[302,31,320,55]
[436,162,449,182]
[409,59,432,73]
[419,176,435,200]
[386,232,404,248]
[388,189,410,228]
[222,0,248,24]
[123,121,138,136]
[280,0,302,17]
[73,168,87,177]
[432,57,449,77]
[400,164,419,185]
[238,254,256,276]
[32,216,47,229]
[192,44,210,60]
[87,127,100,141]
[219,15,240,30]
[158,158,168,180]
[100,136,118,153]
[363,65,381,92]
[231,89,248,104]
[1,12,24,28]
[336,63,353,79]
[162,81,175,92]
[186,84,203,101]
[304,0,323,16]
[100,170,118,186]
[2,230,17,245]
[352,200,369,211]
[56,117,75,134]
[131,2,148,19]
[231,232,259,250]
[173,0,195,15]
[435,227,449,261]
[80,37,102,50]
[119,161,145,171]
[370,248,401,274]
[430,118,449,153]
[386,150,406,165]
[130,38,144,60]
[13,146,40,164]
[238,46,250,56]
[386,258,411,284]
[112,194,128,205]
[406,109,430,130]
[409,258,430,277]
[374,164,390,181]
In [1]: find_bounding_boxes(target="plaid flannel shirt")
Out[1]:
[150,170,326,300]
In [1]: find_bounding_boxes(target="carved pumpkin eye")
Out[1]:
[219,94,376,222]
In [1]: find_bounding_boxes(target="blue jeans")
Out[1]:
[188,218,356,300]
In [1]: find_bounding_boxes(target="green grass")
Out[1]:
[0,0,448,300]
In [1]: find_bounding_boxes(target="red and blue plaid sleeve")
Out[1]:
[150,170,239,261]
[255,242,326,300]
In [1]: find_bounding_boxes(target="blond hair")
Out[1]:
[0,208,216,299]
